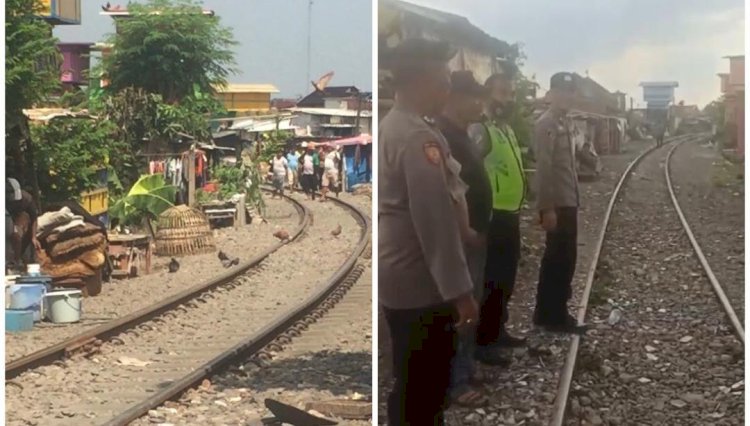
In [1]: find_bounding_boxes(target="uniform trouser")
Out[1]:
[476,211,520,346]
[384,303,456,426]
[535,207,578,322]
[450,240,487,394]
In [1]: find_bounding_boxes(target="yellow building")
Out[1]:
[213,84,280,113]
[39,0,81,25]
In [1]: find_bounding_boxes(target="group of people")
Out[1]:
[269,142,342,201]
[379,38,588,424]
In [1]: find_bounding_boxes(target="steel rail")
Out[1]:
[103,195,371,426]
[6,191,309,380]
[549,134,697,426]
[665,138,744,343]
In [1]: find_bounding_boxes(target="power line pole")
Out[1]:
[306,0,313,93]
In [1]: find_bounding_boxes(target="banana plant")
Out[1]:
[109,174,177,233]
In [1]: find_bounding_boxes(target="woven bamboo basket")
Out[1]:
[155,205,215,256]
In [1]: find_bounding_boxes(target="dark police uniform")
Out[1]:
[533,93,581,326]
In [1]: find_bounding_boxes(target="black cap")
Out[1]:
[450,71,487,97]
[550,72,576,92]
[381,38,457,70]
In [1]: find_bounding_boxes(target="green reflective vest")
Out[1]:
[483,122,526,212]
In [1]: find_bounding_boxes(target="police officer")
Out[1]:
[380,38,479,425]
[436,70,493,407]
[468,67,528,357]
[532,72,587,334]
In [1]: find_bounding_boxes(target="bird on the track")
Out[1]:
[218,250,229,262]
[101,2,111,11]
[273,229,290,242]
[331,224,341,237]
[168,258,180,273]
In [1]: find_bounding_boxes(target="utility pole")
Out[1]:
[306,0,313,93]
[354,91,363,136]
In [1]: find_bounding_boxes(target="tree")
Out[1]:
[99,0,237,103]
[5,0,61,126]
[30,117,130,204]
[5,0,62,187]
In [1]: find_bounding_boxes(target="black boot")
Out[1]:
[535,313,588,335]
[495,329,527,348]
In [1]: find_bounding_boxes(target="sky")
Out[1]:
[404,0,745,109]
[54,0,373,99]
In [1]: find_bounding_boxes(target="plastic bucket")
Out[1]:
[9,284,46,322]
[45,289,82,324]
[6,310,34,332]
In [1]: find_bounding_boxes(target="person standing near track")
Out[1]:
[286,146,300,190]
[468,68,529,361]
[532,72,587,334]
[299,142,316,200]
[379,38,478,425]
[6,178,41,267]
[321,145,340,201]
[270,151,288,199]
[313,144,324,191]
[437,70,494,408]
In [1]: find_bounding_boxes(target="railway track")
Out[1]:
[551,133,744,425]
[5,193,370,426]
[6,190,308,380]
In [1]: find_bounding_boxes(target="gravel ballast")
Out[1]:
[5,192,367,426]
[567,140,744,425]
[6,197,300,363]
[669,140,744,322]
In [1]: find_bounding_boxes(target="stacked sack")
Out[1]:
[36,207,107,296]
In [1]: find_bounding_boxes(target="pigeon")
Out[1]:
[331,224,341,237]
[168,258,180,273]
[273,229,290,241]
[218,250,229,262]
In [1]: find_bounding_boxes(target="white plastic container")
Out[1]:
[44,289,82,323]
[27,264,41,276]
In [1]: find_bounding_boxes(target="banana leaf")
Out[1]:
[110,174,177,225]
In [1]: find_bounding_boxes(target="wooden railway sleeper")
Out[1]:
[65,337,102,358]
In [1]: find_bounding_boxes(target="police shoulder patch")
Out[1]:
[423,142,443,165]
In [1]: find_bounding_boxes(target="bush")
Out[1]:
[31,117,130,204]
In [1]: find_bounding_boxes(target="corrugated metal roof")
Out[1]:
[287,107,373,118]
[23,108,95,122]
[230,118,298,133]
[214,83,279,94]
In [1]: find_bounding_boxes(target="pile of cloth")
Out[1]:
[36,207,107,294]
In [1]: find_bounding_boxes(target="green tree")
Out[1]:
[5,0,62,188]
[30,117,130,204]
[99,0,237,103]
[5,0,61,126]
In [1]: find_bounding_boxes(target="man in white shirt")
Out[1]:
[321,145,340,201]
[270,151,288,199]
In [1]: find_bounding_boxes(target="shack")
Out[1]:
[379,0,516,115]
[325,134,373,191]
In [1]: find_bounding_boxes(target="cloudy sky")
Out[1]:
[404,0,744,108]
[55,0,372,98]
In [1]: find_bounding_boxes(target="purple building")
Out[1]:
[58,43,92,86]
